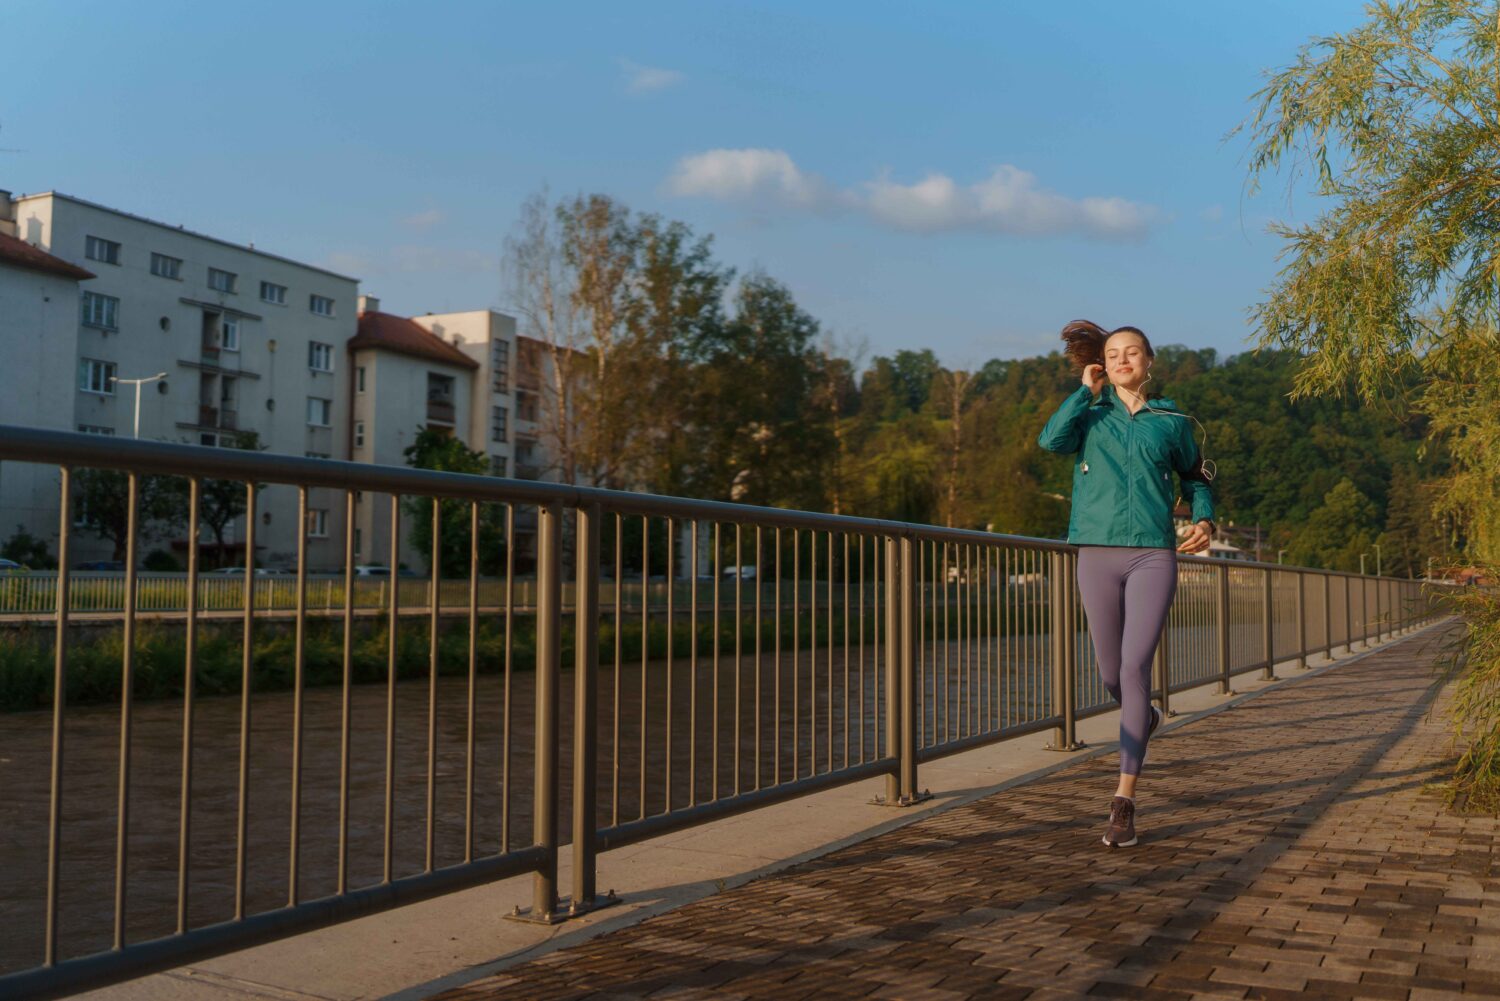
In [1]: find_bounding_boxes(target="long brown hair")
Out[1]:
[1059,319,1155,371]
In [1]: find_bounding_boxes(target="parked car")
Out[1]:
[353,565,392,577]
[722,565,758,580]
[74,560,125,571]
[0,558,28,573]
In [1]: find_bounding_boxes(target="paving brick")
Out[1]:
[429,626,1498,1001]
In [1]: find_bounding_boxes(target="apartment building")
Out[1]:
[0,190,357,568]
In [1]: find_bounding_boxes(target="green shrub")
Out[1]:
[1431,564,1500,815]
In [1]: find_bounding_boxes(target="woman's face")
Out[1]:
[1103,332,1151,389]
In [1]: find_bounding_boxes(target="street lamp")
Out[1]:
[1277,549,1286,564]
[111,372,168,439]
[1373,542,1382,577]
[1360,552,1367,575]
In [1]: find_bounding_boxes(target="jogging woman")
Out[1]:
[1037,320,1215,848]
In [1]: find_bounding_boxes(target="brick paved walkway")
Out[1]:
[436,625,1500,1000]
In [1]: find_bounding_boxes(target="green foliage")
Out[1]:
[402,428,508,576]
[72,469,188,561]
[1237,0,1500,560]
[1430,566,1500,813]
[1,525,54,569]
[142,548,182,572]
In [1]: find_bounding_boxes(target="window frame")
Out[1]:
[308,341,334,373]
[81,291,119,331]
[306,396,332,427]
[309,294,336,317]
[207,267,239,294]
[79,358,117,395]
[85,235,121,265]
[259,280,288,305]
[150,252,182,280]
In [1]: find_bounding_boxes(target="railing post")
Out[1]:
[882,536,900,805]
[525,500,562,922]
[1323,573,1333,659]
[567,502,615,917]
[1047,549,1082,750]
[1295,570,1308,669]
[1216,562,1233,695]
[1261,566,1277,681]
[1153,616,1172,717]
[1344,575,1354,654]
[898,534,922,803]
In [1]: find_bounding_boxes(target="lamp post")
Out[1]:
[1360,553,1367,576]
[111,372,168,439]
[1373,542,1382,577]
[1277,549,1286,564]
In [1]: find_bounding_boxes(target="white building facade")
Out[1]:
[0,190,357,569]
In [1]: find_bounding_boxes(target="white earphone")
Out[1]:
[1115,364,1217,483]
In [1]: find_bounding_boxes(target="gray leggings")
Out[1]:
[1075,546,1177,777]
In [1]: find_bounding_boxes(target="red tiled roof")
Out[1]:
[349,311,479,369]
[0,231,95,281]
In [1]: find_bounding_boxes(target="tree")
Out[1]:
[1239,0,1500,560]
[198,430,265,568]
[1288,478,1380,572]
[72,468,187,562]
[402,428,508,576]
[1,525,54,568]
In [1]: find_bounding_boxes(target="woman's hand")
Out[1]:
[1177,520,1213,555]
[1081,363,1106,396]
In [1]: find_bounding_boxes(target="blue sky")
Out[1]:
[2,1,1370,366]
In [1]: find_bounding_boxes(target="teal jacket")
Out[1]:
[1037,383,1215,549]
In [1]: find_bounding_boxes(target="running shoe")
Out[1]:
[1103,795,1137,848]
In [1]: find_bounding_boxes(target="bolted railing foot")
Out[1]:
[1044,739,1088,752]
[870,789,934,808]
[506,888,622,925]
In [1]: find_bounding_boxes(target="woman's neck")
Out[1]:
[1111,382,1148,415]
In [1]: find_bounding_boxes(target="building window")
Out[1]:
[491,405,507,442]
[306,509,329,538]
[199,432,220,447]
[307,397,332,427]
[356,366,366,392]
[492,340,509,392]
[305,451,331,459]
[208,268,238,294]
[79,358,117,395]
[310,294,335,317]
[77,424,115,435]
[308,341,334,372]
[489,455,506,476]
[150,252,182,279]
[354,420,365,448]
[221,315,240,351]
[85,235,121,265]
[81,291,119,330]
[260,281,287,305]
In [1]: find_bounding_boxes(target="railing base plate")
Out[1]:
[869,789,934,808]
[1044,740,1087,752]
[506,889,621,925]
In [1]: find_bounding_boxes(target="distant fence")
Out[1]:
[0,424,1453,999]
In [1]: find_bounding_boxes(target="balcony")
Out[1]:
[195,405,238,430]
[513,463,545,480]
[426,399,455,424]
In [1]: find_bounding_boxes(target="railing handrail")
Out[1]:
[0,424,1420,580]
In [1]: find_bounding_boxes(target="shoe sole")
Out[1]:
[1102,835,1139,847]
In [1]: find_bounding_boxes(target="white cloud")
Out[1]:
[1198,204,1224,223]
[667,148,828,207]
[402,209,446,230]
[666,149,1158,241]
[620,59,684,94]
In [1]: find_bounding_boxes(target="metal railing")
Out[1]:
[0,425,1451,998]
